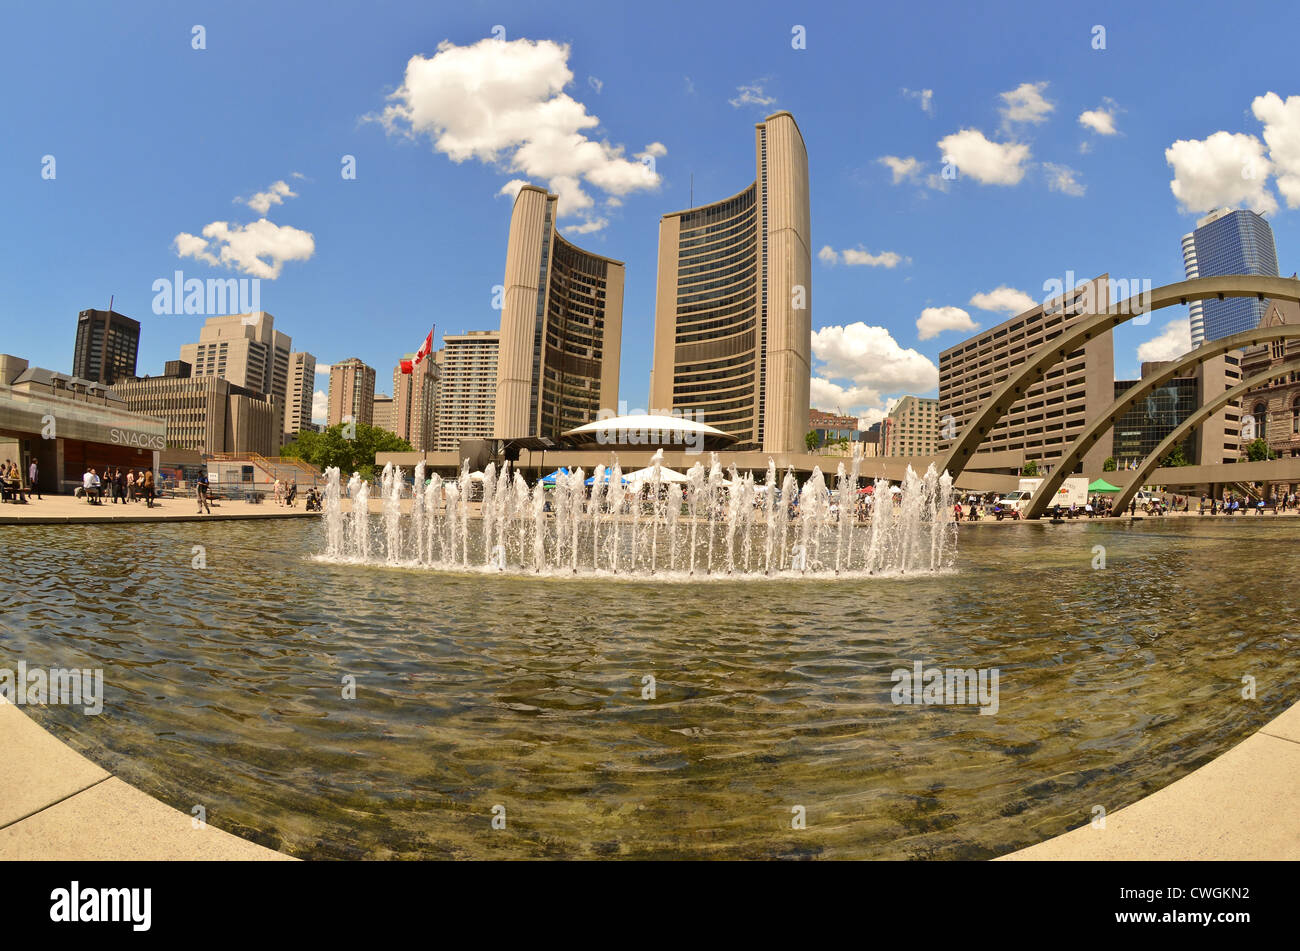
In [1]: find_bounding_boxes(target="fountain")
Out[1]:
[316,451,956,578]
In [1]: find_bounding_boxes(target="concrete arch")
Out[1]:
[940,275,1300,482]
[1024,323,1300,519]
[1109,354,1300,514]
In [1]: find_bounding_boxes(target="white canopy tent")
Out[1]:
[625,465,689,484]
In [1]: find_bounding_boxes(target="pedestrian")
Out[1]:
[1129,498,1136,516]
[142,467,155,508]
[196,469,212,514]
[27,458,40,500]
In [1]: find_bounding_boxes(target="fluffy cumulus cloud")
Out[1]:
[174,219,316,280]
[937,129,1031,185]
[1165,130,1275,215]
[969,285,1036,315]
[729,81,775,109]
[999,81,1054,128]
[878,155,922,184]
[1136,318,1192,364]
[315,364,330,375]
[372,38,663,231]
[1252,92,1300,208]
[1078,100,1119,136]
[311,389,327,424]
[809,323,940,417]
[916,305,979,340]
[1043,162,1086,196]
[244,179,297,214]
[819,245,907,268]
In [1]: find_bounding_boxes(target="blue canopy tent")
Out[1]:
[539,468,569,486]
[585,471,631,486]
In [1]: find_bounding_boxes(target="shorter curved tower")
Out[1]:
[494,186,625,441]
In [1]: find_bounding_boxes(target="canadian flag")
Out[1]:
[402,327,434,374]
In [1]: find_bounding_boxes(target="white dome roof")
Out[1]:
[563,414,735,445]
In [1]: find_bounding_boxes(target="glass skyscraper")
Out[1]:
[1183,208,1279,344]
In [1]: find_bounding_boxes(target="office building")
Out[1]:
[649,112,811,453]
[883,396,939,457]
[284,351,316,438]
[73,309,140,385]
[327,358,376,427]
[179,312,291,422]
[1180,232,1206,347]
[938,275,1116,474]
[391,353,438,451]
[494,185,624,442]
[1182,208,1279,344]
[809,408,859,449]
[372,394,397,434]
[437,330,499,452]
[113,361,277,456]
[1111,355,1242,470]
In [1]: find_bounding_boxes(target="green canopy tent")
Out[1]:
[1088,478,1121,493]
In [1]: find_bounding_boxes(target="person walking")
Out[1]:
[27,459,40,500]
[115,467,126,503]
[142,467,155,508]
[196,470,212,514]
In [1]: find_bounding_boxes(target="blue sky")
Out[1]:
[4,0,1299,425]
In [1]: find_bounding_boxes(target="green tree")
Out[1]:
[1102,456,1117,472]
[282,422,412,479]
[1160,443,1191,467]
[805,430,820,452]
[1021,459,1040,477]
[1244,437,1277,462]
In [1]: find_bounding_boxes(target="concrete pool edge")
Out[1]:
[2,691,1296,861]
[0,699,294,861]
[998,700,1300,860]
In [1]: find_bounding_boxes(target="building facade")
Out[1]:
[0,354,166,494]
[1180,231,1206,347]
[649,112,811,454]
[882,396,939,457]
[1240,298,1300,463]
[372,394,397,434]
[73,309,140,385]
[809,408,859,447]
[1112,356,1242,470]
[494,185,624,442]
[283,351,316,438]
[179,312,291,422]
[437,331,498,452]
[938,275,1116,475]
[391,354,437,451]
[112,363,277,456]
[327,358,376,427]
[1183,208,1280,344]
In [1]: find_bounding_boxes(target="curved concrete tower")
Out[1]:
[494,185,625,441]
[649,112,810,452]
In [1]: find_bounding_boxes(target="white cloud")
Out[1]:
[1078,101,1118,136]
[1000,81,1054,128]
[1165,130,1276,215]
[315,364,331,375]
[311,389,327,423]
[878,155,922,184]
[1136,318,1192,364]
[729,81,775,109]
[371,38,663,228]
[1043,162,1086,196]
[819,245,907,268]
[563,217,608,234]
[244,180,297,214]
[498,178,530,200]
[916,306,979,340]
[969,285,1036,315]
[684,76,695,95]
[1252,92,1300,209]
[811,323,939,395]
[810,376,885,415]
[174,218,316,280]
[639,142,667,158]
[587,75,603,94]
[937,129,1031,185]
[902,87,934,116]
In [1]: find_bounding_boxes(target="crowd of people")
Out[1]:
[0,459,35,503]
[79,466,155,507]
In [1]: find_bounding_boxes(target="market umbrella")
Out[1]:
[586,471,631,485]
[539,468,569,486]
[1087,478,1121,493]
